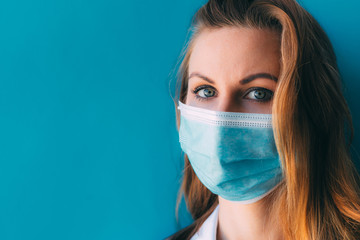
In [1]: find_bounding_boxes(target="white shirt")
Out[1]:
[190,205,219,240]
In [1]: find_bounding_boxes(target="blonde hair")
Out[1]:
[169,0,360,239]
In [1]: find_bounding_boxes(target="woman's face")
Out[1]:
[185,26,281,114]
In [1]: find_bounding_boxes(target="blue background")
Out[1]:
[0,0,359,239]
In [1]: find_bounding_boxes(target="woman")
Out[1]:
[166,0,360,239]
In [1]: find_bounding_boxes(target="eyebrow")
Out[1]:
[188,72,278,84]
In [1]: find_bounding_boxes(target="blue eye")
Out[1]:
[198,88,216,98]
[193,85,216,100]
[192,86,273,102]
[245,88,273,101]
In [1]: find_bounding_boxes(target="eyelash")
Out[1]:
[192,85,216,102]
[191,85,274,103]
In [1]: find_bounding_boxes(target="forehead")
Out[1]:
[188,26,281,79]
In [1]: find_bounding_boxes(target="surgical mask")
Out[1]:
[177,101,283,204]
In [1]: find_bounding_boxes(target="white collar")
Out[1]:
[190,205,219,240]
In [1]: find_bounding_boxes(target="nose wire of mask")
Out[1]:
[177,101,283,204]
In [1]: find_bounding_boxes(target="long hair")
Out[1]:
[169,0,360,239]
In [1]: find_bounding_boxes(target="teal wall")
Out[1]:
[0,0,359,239]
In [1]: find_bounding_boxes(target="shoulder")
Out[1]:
[164,205,219,240]
[163,223,197,240]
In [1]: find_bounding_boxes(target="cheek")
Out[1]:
[183,89,200,107]
[240,100,273,114]
[184,83,199,105]
[184,88,192,105]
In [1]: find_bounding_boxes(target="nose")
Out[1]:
[214,96,240,113]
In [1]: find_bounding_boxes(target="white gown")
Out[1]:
[190,205,219,240]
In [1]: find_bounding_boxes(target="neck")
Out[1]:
[216,196,283,240]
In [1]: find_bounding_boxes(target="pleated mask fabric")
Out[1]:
[178,101,283,203]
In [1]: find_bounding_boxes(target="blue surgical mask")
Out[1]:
[178,101,283,204]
